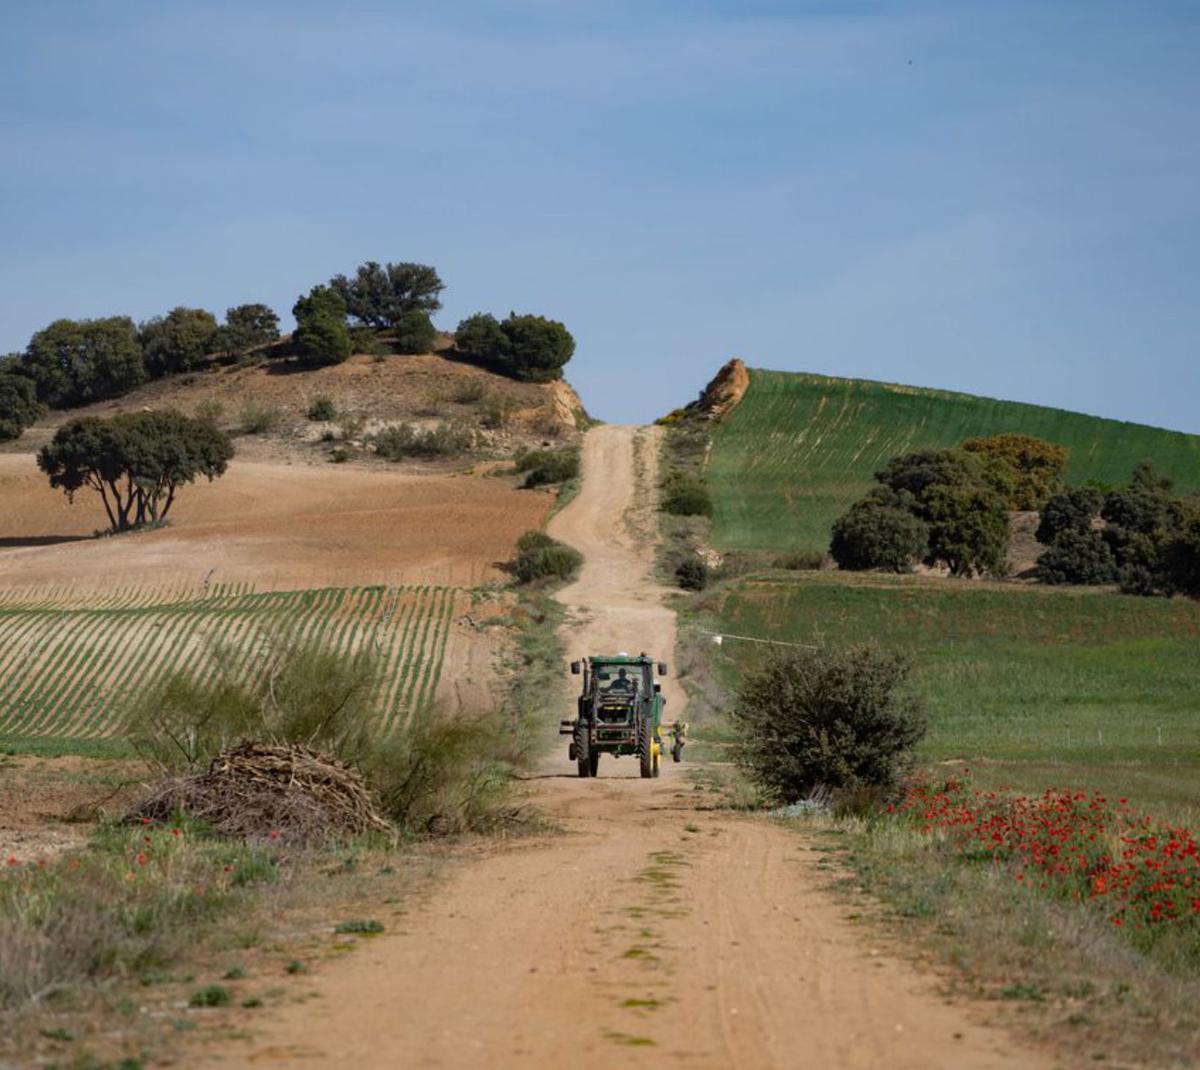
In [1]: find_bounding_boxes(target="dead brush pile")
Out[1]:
[124,741,394,846]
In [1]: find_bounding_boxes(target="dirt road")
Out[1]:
[206,425,1043,1069]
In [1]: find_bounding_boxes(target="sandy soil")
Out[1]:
[0,455,551,591]
[192,426,1046,1069]
[0,755,142,863]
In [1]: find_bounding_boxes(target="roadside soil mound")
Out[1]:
[125,742,391,846]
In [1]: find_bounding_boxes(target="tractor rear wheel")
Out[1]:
[638,721,654,779]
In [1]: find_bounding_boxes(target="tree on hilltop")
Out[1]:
[139,307,219,377]
[21,317,146,408]
[37,410,234,533]
[329,261,444,329]
[293,286,352,365]
[210,303,280,359]
[454,311,575,382]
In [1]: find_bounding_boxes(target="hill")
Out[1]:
[706,368,1200,553]
[5,344,587,467]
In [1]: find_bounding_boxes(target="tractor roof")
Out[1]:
[587,654,654,665]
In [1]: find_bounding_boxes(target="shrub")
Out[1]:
[514,538,582,583]
[1037,529,1117,585]
[495,313,574,382]
[830,497,928,572]
[139,307,219,377]
[238,402,283,435]
[729,644,926,801]
[454,313,509,364]
[961,433,1068,510]
[515,448,579,488]
[373,422,476,460]
[307,396,336,421]
[660,471,712,517]
[348,326,391,357]
[516,530,556,553]
[480,394,519,429]
[391,310,437,354]
[293,286,351,366]
[454,311,574,382]
[1035,487,1103,545]
[675,559,708,591]
[0,372,41,440]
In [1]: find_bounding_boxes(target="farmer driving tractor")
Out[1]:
[606,668,635,693]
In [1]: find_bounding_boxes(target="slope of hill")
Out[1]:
[707,369,1200,553]
[4,347,587,466]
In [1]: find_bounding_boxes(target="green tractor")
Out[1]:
[561,653,683,778]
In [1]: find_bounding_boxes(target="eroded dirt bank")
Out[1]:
[196,426,1045,1069]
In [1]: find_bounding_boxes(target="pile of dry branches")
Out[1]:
[124,741,393,845]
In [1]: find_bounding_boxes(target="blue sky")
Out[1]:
[1,1,1197,429]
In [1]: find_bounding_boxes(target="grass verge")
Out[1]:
[789,812,1200,1067]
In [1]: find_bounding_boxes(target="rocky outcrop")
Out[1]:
[697,358,749,418]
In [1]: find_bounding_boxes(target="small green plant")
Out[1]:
[238,401,283,435]
[479,393,518,429]
[189,984,232,1007]
[306,396,336,421]
[242,996,263,1008]
[330,447,349,464]
[450,378,487,404]
[772,549,824,570]
[334,919,384,935]
[285,960,307,974]
[194,398,225,425]
[223,964,245,980]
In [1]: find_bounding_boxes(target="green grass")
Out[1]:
[690,571,1200,813]
[0,584,468,751]
[708,368,1200,553]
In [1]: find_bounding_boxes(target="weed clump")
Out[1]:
[306,395,336,421]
